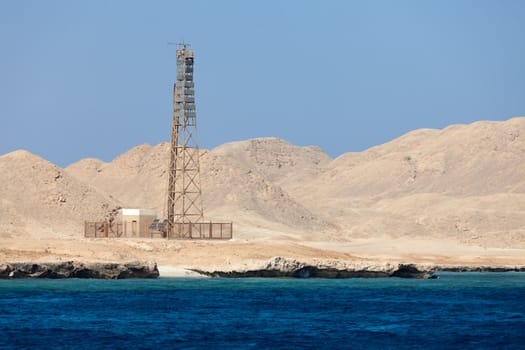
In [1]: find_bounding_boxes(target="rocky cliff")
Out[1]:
[192,257,437,279]
[0,261,159,279]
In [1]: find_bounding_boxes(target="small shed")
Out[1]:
[120,208,157,237]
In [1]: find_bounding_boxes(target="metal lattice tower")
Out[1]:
[166,43,203,238]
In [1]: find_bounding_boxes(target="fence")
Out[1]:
[84,221,233,240]
[167,222,233,239]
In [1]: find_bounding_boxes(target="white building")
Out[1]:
[120,208,157,237]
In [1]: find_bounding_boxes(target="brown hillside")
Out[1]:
[293,117,525,247]
[24,117,525,248]
[0,150,121,239]
[66,139,334,239]
[1,117,525,268]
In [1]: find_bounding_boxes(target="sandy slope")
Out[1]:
[66,138,335,240]
[0,150,121,239]
[1,117,525,270]
[294,117,525,247]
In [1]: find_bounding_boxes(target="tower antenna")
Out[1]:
[166,43,203,238]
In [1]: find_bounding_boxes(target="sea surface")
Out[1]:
[1,273,524,349]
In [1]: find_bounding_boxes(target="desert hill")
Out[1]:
[301,117,525,200]
[291,117,525,247]
[66,143,169,216]
[1,117,524,268]
[66,139,334,240]
[210,137,331,188]
[64,117,525,247]
[0,150,121,239]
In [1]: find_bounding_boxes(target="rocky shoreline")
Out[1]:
[191,257,437,279]
[438,266,525,273]
[0,261,159,279]
[191,257,525,279]
[2,258,524,280]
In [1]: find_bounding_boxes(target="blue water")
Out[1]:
[1,273,525,349]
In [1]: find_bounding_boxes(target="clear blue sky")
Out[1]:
[1,1,524,166]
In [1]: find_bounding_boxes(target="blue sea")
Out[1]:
[1,273,524,349]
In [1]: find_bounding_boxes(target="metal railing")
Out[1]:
[84,221,233,240]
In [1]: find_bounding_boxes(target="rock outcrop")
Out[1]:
[437,265,525,272]
[192,257,437,279]
[191,257,525,278]
[0,261,159,279]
